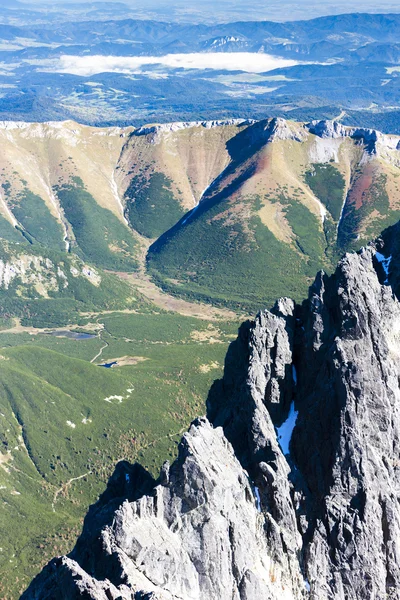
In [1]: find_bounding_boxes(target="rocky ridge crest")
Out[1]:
[132,116,400,155]
[133,119,254,144]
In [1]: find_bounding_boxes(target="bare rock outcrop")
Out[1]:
[293,245,400,599]
[23,419,307,600]
[308,118,400,155]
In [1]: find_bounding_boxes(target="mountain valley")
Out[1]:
[21,208,400,600]
[2,115,400,597]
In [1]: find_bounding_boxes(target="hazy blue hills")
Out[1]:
[0,12,398,125]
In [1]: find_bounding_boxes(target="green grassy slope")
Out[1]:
[338,172,400,251]
[147,189,331,312]
[0,310,238,598]
[0,214,31,244]
[0,240,137,328]
[55,178,139,271]
[146,148,400,311]
[3,185,65,251]
[125,173,186,239]
[305,163,346,222]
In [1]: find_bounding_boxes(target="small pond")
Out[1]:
[98,361,118,369]
[47,330,97,340]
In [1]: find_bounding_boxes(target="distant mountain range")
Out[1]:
[7,13,400,55]
[0,13,400,126]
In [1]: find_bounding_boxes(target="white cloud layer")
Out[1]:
[35,53,299,76]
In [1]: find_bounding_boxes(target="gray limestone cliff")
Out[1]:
[22,222,400,600]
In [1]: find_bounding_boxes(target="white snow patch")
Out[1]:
[375,252,392,284]
[254,486,262,512]
[182,202,200,225]
[336,195,347,234]
[126,388,134,394]
[66,421,76,429]
[111,169,129,225]
[277,402,298,455]
[183,174,228,224]
[316,196,327,223]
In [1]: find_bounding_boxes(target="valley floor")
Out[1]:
[0,266,242,599]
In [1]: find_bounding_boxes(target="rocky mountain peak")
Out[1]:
[262,117,308,143]
[308,119,349,139]
[308,119,400,155]
[22,221,400,599]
